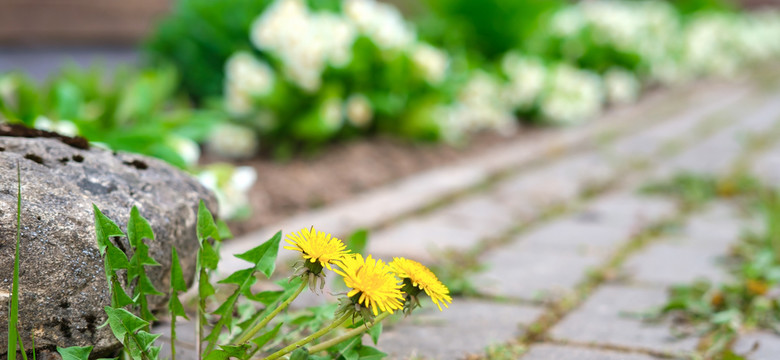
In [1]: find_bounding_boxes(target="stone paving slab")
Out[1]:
[218,81,748,277]
[473,241,603,301]
[577,192,677,229]
[522,343,664,360]
[752,141,780,184]
[376,299,544,360]
[655,93,780,177]
[609,87,750,161]
[549,285,699,355]
[623,203,741,286]
[474,189,676,301]
[733,332,780,360]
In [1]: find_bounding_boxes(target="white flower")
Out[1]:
[437,72,517,141]
[345,93,373,127]
[321,97,344,130]
[344,0,416,50]
[540,64,604,125]
[604,68,640,105]
[501,53,547,110]
[225,52,276,96]
[34,116,79,137]
[412,43,449,85]
[166,136,201,167]
[550,7,585,37]
[224,84,254,116]
[197,165,258,219]
[250,0,356,92]
[207,122,258,159]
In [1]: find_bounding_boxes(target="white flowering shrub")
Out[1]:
[217,0,478,152]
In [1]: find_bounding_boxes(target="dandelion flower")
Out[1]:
[390,257,452,312]
[334,254,404,316]
[284,227,349,273]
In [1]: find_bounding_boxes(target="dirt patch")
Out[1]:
[212,129,543,236]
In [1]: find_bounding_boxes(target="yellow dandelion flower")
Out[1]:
[333,254,404,316]
[284,227,349,272]
[390,257,452,311]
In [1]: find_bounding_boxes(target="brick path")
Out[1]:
[153,67,780,359]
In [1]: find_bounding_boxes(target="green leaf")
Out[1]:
[103,307,149,343]
[201,242,220,270]
[137,275,164,296]
[168,293,187,318]
[251,322,283,348]
[368,322,382,345]
[105,243,130,270]
[56,346,93,360]
[234,231,282,278]
[217,220,234,240]
[198,269,215,299]
[346,229,369,255]
[218,268,256,287]
[290,347,310,360]
[170,247,187,292]
[332,336,361,360]
[197,200,220,243]
[111,278,135,308]
[93,205,125,254]
[356,346,387,360]
[127,206,155,248]
[135,331,162,352]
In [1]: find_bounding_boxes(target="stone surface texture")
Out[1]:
[0,136,217,357]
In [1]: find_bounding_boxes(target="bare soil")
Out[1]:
[208,130,539,236]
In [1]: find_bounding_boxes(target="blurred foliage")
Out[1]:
[671,0,736,14]
[416,0,566,63]
[0,66,222,168]
[145,0,274,101]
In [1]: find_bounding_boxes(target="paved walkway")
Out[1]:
[156,66,780,359]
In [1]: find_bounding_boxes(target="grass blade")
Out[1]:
[8,162,22,360]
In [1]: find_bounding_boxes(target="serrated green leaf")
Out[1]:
[218,268,255,286]
[245,289,284,305]
[93,205,125,254]
[135,331,162,352]
[104,307,149,343]
[333,336,361,360]
[199,269,215,299]
[112,279,135,308]
[234,231,282,278]
[346,229,369,255]
[197,200,220,243]
[168,293,188,318]
[204,344,250,360]
[356,346,387,360]
[217,220,234,240]
[251,322,283,348]
[201,242,220,270]
[127,206,154,248]
[137,275,164,296]
[56,346,93,360]
[290,347,310,360]
[170,247,187,292]
[368,322,382,345]
[106,243,130,270]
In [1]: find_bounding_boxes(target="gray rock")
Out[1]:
[0,135,217,357]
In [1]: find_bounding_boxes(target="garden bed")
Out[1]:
[217,129,542,236]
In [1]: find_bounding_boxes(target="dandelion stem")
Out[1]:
[263,312,352,360]
[234,280,307,345]
[307,312,391,354]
